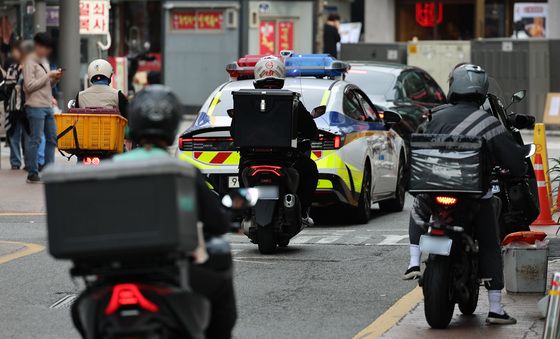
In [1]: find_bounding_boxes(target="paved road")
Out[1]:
[0,200,413,339]
[0,129,557,338]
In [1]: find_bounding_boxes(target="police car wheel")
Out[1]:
[354,165,372,224]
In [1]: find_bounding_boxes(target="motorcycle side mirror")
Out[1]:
[221,188,259,210]
[524,144,536,158]
[67,99,76,110]
[382,110,402,129]
[511,90,527,104]
[311,105,326,118]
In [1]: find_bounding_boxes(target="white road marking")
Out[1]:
[316,236,342,244]
[50,294,77,309]
[377,235,409,246]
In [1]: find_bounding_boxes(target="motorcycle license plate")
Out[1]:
[419,235,452,256]
[228,176,240,188]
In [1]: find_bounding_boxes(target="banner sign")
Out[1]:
[513,3,547,38]
[46,6,59,27]
[171,10,224,31]
[79,0,110,35]
[278,21,293,51]
[259,20,276,54]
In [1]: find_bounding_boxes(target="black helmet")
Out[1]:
[128,85,182,146]
[447,64,489,104]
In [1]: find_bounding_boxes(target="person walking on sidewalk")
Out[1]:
[23,32,63,183]
[4,40,33,170]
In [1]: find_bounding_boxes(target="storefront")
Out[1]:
[395,0,547,41]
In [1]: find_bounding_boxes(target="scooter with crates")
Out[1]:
[55,101,127,166]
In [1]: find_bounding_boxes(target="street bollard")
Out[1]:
[544,272,560,339]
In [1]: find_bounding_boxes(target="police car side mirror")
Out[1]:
[311,105,326,118]
[227,109,235,118]
[512,90,527,104]
[382,110,402,129]
[222,188,259,210]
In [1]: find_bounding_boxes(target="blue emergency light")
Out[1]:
[285,54,349,78]
[225,53,350,80]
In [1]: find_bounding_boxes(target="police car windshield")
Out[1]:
[345,69,397,101]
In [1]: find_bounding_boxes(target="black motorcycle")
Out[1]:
[67,189,254,339]
[230,89,320,254]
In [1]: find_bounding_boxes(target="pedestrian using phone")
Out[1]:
[22,32,63,183]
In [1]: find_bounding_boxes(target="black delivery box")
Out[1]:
[43,158,198,262]
[232,89,299,148]
[409,134,488,194]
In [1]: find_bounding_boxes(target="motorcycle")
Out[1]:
[414,133,536,329]
[69,189,255,339]
[238,145,308,254]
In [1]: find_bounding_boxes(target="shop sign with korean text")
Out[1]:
[80,0,110,35]
[171,10,224,31]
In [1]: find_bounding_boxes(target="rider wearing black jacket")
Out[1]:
[237,55,319,224]
[404,65,525,325]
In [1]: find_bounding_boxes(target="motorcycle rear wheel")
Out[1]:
[257,227,277,254]
[423,256,455,329]
[458,281,479,315]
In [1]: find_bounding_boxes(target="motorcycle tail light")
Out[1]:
[435,196,458,206]
[430,228,446,236]
[105,283,159,315]
[83,157,101,165]
[250,165,282,177]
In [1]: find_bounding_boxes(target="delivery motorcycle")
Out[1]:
[44,158,254,339]
[410,133,536,329]
[231,89,319,254]
[67,188,253,339]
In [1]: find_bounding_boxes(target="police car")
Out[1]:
[177,54,407,222]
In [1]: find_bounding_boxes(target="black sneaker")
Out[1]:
[486,311,517,325]
[26,173,41,184]
[402,266,422,280]
[11,165,20,170]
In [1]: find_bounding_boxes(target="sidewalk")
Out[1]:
[379,259,560,338]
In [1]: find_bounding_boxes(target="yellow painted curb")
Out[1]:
[0,241,45,265]
[353,287,423,339]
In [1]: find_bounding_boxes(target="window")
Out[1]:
[343,89,367,121]
[402,71,429,102]
[421,72,446,104]
[354,91,381,122]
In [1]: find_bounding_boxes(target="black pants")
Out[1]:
[190,266,237,339]
[409,195,504,290]
[293,155,319,212]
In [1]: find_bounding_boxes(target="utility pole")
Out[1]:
[314,0,324,53]
[59,0,80,107]
[33,0,47,33]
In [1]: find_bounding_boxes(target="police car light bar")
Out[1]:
[225,53,350,80]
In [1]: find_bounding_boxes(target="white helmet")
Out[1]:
[87,59,113,83]
[254,56,285,81]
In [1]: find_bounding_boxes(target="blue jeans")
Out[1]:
[26,107,56,175]
[8,120,28,168]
